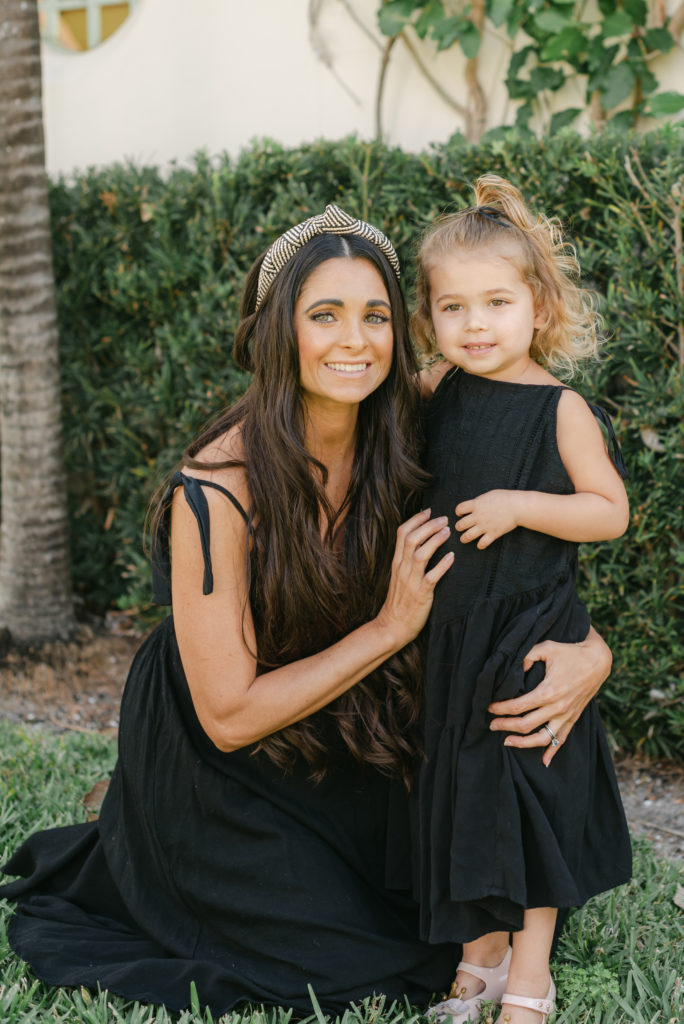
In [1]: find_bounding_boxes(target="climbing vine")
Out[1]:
[312,0,684,141]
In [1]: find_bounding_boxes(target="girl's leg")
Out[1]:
[499,907,557,1023]
[449,931,510,1000]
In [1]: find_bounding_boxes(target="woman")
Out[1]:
[1,206,612,1016]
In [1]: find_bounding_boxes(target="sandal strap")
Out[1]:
[457,959,497,977]
[501,992,554,1015]
[455,946,511,983]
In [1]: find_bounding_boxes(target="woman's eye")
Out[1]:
[366,312,390,324]
[311,311,335,323]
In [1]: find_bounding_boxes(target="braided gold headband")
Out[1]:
[255,203,401,310]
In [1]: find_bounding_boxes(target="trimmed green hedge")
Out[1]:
[49,128,683,759]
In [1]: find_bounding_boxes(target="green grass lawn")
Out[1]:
[0,720,682,1024]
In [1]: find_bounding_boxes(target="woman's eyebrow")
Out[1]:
[304,298,343,312]
[304,298,391,312]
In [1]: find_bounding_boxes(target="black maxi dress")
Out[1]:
[408,369,632,945]
[1,473,459,1015]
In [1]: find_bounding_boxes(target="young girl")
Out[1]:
[412,176,632,1024]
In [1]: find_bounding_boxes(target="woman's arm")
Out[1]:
[171,478,453,753]
[487,626,612,766]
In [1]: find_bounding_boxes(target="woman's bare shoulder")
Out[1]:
[180,425,250,511]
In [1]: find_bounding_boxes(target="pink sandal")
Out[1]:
[498,979,556,1022]
[427,945,511,1023]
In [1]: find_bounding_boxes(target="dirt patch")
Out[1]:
[614,756,684,866]
[0,613,141,735]
[0,620,682,866]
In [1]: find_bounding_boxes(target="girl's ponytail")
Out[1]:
[473,174,537,231]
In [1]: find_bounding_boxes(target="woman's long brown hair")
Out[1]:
[154,233,429,784]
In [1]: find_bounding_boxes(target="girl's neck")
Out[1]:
[463,358,555,387]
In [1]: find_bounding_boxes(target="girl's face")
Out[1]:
[294,257,394,414]
[428,248,546,382]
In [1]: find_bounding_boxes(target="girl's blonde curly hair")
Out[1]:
[412,174,602,379]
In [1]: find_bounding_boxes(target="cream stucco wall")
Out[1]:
[41,0,684,177]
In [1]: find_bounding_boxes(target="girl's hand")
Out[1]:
[455,490,520,549]
[376,509,453,646]
[487,627,612,766]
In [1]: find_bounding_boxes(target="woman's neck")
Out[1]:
[304,404,359,515]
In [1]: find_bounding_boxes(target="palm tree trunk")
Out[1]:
[0,0,75,640]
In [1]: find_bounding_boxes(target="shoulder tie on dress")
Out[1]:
[151,471,249,605]
[586,402,629,480]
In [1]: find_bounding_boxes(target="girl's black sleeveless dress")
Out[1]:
[1,473,458,1015]
[411,368,632,945]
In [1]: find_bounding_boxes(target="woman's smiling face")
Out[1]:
[293,257,394,414]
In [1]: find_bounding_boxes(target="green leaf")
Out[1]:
[506,8,527,37]
[540,25,586,60]
[533,8,571,32]
[507,44,534,78]
[415,0,445,39]
[377,0,416,36]
[626,37,644,59]
[600,62,636,108]
[587,38,619,74]
[505,45,536,99]
[431,15,481,56]
[549,107,582,133]
[530,65,565,92]
[638,66,659,96]
[647,91,684,116]
[432,15,465,50]
[459,22,481,58]
[515,100,534,128]
[623,0,647,25]
[606,108,637,130]
[597,0,616,12]
[601,10,633,37]
[644,27,674,52]
[507,80,535,100]
[487,0,514,29]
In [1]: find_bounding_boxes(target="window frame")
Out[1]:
[39,0,139,51]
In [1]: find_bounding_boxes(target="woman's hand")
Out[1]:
[375,508,453,647]
[488,626,612,766]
